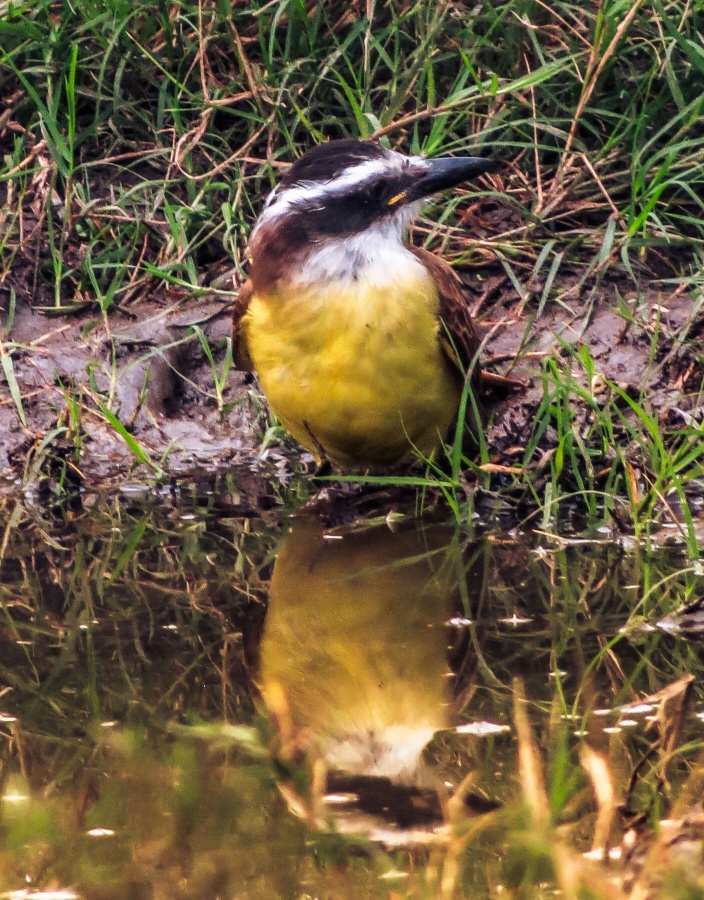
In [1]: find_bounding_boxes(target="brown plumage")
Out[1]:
[408,246,482,382]
[232,278,253,372]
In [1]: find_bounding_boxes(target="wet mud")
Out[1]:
[0,294,255,489]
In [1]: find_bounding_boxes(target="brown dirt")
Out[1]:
[471,268,704,459]
[0,292,257,492]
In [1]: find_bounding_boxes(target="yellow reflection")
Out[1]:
[260,513,461,785]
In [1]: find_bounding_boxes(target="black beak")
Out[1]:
[407,155,501,203]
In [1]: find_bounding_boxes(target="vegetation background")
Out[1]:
[2,2,704,897]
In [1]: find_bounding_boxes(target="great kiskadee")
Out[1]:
[232,139,500,468]
[260,513,458,783]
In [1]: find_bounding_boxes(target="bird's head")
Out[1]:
[248,139,499,291]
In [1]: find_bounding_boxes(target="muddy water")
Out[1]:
[0,490,703,898]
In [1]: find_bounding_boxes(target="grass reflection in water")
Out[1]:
[0,492,703,898]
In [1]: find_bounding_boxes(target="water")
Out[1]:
[1,488,703,898]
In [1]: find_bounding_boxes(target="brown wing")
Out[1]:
[409,246,482,386]
[231,278,254,372]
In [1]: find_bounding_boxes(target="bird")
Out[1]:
[259,512,459,783]
[232,138,500,469]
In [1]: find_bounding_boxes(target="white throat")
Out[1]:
[292,207,423,288]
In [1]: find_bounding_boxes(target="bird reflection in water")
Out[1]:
[258,512,478,843]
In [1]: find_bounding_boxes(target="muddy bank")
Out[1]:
[1,265,703,495]
[0,291,255,491]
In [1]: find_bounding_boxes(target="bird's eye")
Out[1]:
[362,180,389,203]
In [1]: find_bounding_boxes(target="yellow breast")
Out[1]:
[243,259,462,468]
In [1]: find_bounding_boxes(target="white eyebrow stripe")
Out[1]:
[255,154,427,231]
